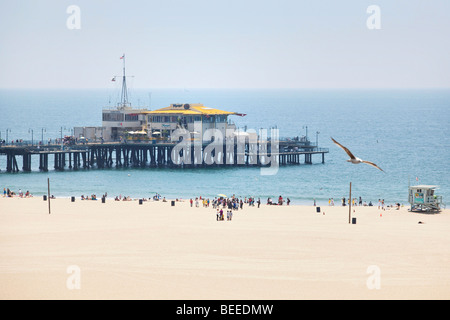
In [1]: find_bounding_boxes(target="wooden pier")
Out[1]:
[0,141,329,173]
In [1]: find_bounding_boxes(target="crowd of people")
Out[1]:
[187,194,296,222]
[0,137,82,147]
[325,197,402,210]
[81,194,99,200]
[216,209,234,221]
[266,195,290,206]
[189,195,265,212]
[80,192,164,202]
[3,188,33,198]
[326,197,374,207]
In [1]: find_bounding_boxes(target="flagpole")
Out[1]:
[48,178,51,214]
[122,54,126,82]
[120,54,128,108]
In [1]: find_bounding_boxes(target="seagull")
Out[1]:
[331,137,384,172]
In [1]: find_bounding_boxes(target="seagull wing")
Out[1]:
[361,160,384,172]
[331,137,356,160]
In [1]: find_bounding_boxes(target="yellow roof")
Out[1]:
[143,103,236,116]
[144,109,200,115]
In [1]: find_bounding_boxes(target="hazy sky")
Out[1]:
[0,0,449,89]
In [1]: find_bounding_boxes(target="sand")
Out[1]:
[0,196,449,300]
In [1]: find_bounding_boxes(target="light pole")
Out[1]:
[316,131,320,148]
[28,129,34,146]
[60,126,65,150]
[41,128,46,145]
[6,128,11,145]
[302,125,308,142]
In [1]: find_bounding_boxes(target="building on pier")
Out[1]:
[76,55,246,143]
[143,103,242,142]
[100,106,149,141]
[88,53,149,142]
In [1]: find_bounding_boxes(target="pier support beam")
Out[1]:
[22,154,32,172]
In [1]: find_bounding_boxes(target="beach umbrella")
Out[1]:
[218,194,227,198]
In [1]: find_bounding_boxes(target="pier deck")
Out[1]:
[0,140,329,173]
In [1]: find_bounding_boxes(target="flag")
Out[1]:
[120,54,125,59]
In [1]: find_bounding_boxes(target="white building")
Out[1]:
[101,106,148,141]
[144,103,241,142]
[73,126,104,142]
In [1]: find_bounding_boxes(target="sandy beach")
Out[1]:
[0,196,449,300]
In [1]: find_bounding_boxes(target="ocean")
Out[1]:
[1,88,449,206]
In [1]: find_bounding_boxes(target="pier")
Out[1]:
[0,56,330,174]
[0,140,328,173]
[0,57,331,174]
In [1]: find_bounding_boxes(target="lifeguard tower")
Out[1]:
[408,185,444,213]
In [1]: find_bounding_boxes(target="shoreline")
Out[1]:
[1,189,407,208]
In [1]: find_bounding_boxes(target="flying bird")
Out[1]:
[331,137,384,172]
